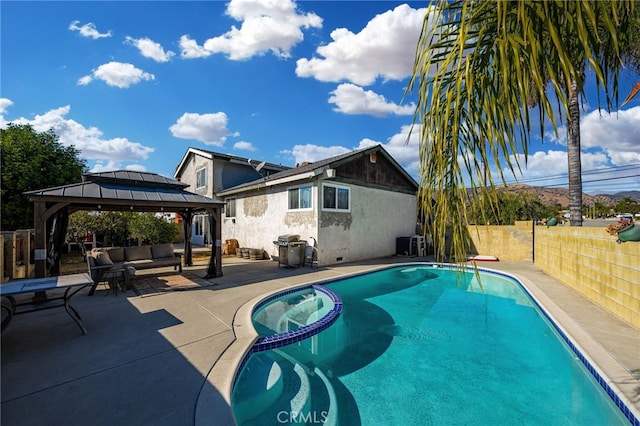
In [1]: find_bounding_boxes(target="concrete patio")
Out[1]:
[1,255,639,426]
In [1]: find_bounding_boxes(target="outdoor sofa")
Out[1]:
[86,244,182,295]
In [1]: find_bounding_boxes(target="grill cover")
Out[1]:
[277,234,300,246]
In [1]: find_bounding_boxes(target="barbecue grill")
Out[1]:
[275,234,304,267]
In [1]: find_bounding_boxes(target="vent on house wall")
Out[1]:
[370,152,377,163]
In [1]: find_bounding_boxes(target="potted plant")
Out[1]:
[606,218,640,243]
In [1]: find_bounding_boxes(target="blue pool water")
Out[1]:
[232,265,634,425]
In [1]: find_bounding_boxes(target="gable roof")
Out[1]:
[174,147,290,179]
[24,170,223,212]
[217,144,418,197]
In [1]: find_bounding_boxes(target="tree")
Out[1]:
[469,191,556,225]
[408,1,638,261]
[591,201,612,218]
[80,211,180,247]
[615,197,640,215]
[128,213,180,245]
[92,212,130,247]
[66,211,99,257]
[1,124,87,230]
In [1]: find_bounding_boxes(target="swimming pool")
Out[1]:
[232,264,637,425]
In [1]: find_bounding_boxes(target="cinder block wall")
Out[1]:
[534,226,640,328]
[466,221,533,261]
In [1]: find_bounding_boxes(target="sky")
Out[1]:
[1,0,639,195]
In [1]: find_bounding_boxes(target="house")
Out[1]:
[215,145,418,266]
[174,148,290,245]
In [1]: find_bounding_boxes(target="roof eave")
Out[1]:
[174,147,214,179]
[217,168,330,197]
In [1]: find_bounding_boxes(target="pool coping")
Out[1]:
[195,262,640,426]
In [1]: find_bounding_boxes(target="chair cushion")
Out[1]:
[94,251,113,266]
[125,245,152,261]
[151,243,174,259]
[105,247,125,262]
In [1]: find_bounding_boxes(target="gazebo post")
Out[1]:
[215,207,222,277]
[33,201,48,278]
[204,208,223,279]
[181,210,193,266]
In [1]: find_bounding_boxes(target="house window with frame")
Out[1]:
[196,167,206,189]
[323,184,350,211]
[225,198,236,218]
[288,185,312,210]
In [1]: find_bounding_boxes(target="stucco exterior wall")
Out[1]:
[179,153,213,197]
[221,180,417,265]
[222,184,318,260]
[317,184,416,265]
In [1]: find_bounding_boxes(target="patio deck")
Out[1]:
[1,256,638,426]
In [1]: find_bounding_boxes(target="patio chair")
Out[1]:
[304,237,317,267]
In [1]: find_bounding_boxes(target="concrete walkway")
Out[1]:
[1,256,638,426]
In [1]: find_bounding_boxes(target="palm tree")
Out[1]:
[408,0,638,262]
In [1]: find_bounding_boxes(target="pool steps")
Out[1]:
[234,350,339,425]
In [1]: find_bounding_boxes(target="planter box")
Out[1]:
[617,223,640,242]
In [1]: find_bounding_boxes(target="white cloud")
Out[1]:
[90,161,147,173]
[77,75,93,86]
[0,98,13,114]
[169,112,237,146]
[580,106,640,165]
[329,83,414,116]
[0,98,13,126]
[179,0,322,60]
[510,150,572,179]
[234,141,256,151]
[179,35,210,59]
[296,4,426,85]
[540,107,640,165]
[4,105,154,164]
[125,36,176,62]
[541,128,566,146]
[280,123,421,176]
[356,124,421,176]
[79,62,155,88]
[280,144,350,164]
[499,149,613,189]
[69,21,112,39]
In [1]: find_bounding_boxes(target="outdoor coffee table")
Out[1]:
[0,273,93,335]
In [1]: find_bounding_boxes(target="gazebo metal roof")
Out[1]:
[25,170,224,212]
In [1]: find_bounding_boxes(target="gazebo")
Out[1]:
[24,170,224,280]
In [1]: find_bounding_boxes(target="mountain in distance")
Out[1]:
[500,184,639,207]
[602,190,640,203]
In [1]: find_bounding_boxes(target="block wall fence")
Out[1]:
[466,222,639,328]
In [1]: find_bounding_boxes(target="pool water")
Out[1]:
[232,265,632,425]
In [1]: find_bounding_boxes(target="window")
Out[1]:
[225,198,236,218]
[288,185,312,210]
[196,167,206,189]
[323,184,350,211]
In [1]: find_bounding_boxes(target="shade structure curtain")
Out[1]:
[205,213,217,279]
[181,210,193,266]
[47,207,69,276]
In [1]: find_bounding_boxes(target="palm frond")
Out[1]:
[407,0,636,265]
